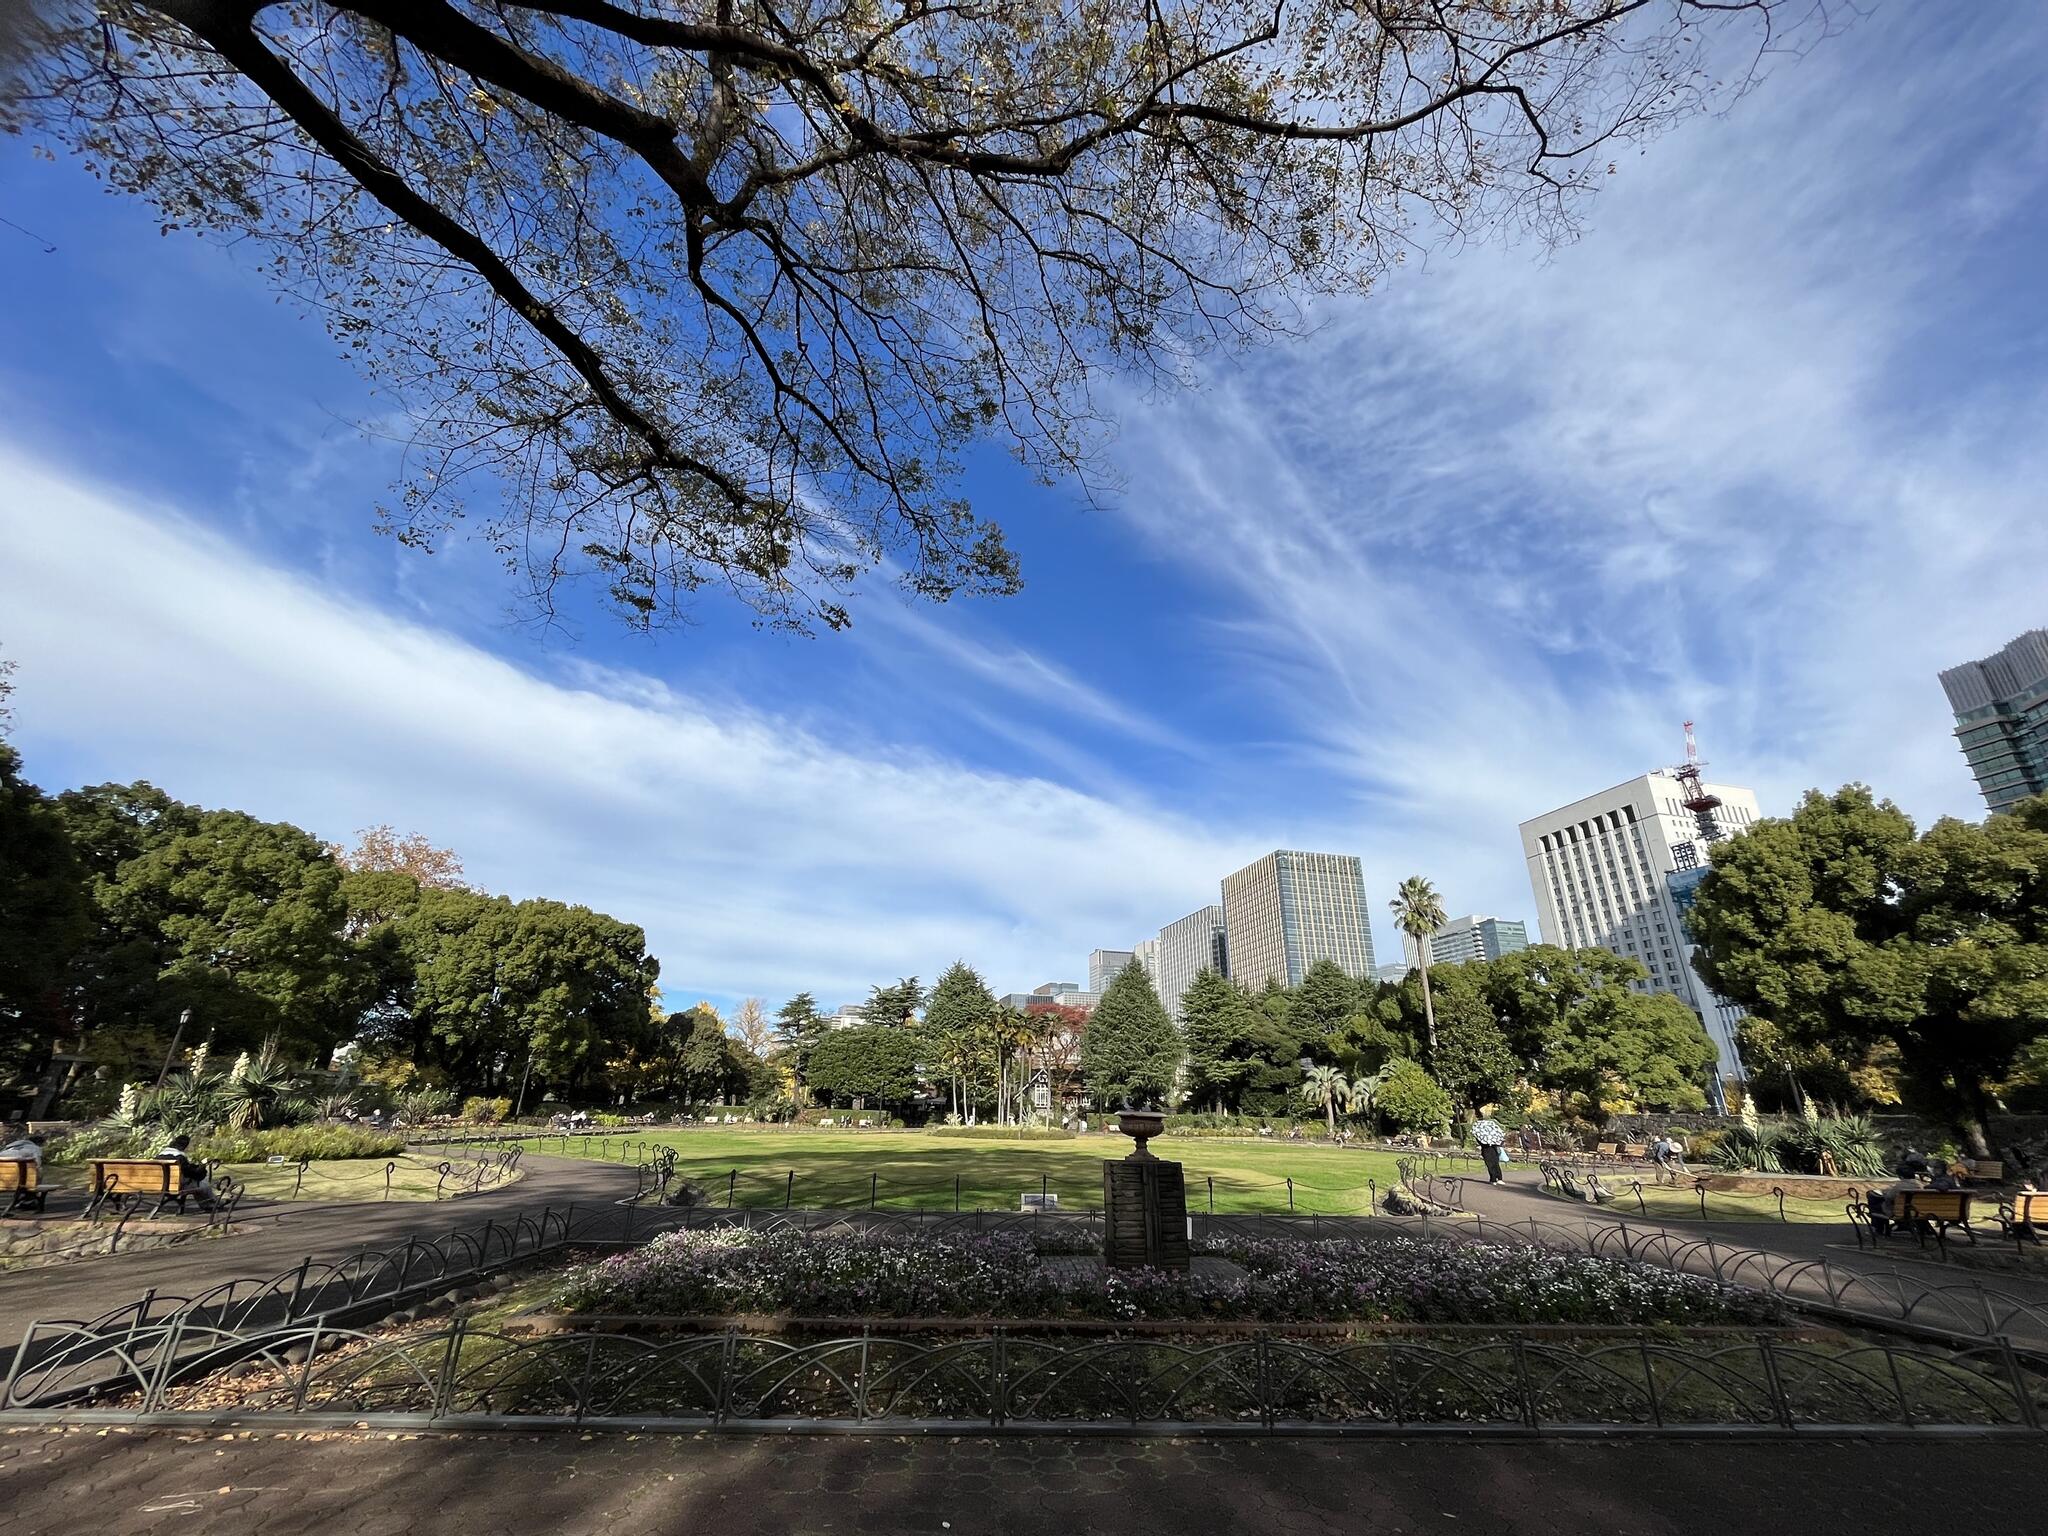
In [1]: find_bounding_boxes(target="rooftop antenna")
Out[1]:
[1668,719,1725,850]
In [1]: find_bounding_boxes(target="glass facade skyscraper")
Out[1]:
[1087,949,1135,994]
[1155,904,1228,1023]
[1941,629,2048,813]
[1219,851,1375,992]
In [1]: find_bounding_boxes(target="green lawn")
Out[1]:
[512,1129,1414,1214]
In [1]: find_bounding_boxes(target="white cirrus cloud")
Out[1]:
[0,446,1300,1008]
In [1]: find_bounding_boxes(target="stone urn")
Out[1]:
[1116,1109,1167,1160]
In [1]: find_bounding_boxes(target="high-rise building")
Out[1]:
[1219,851,1376,992]
[1155,904,1228,1023]
[1377,962,1414,985]
[1519,772,1762,1086]
[1132,938,1161,991]
[1941,629,2048,813]
[1087,949,1135,993]
[1425,915,1530,967]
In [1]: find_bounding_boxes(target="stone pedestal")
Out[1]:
[1103,1110,1190,1272]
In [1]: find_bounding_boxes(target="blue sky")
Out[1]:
[3,6,2046,1014]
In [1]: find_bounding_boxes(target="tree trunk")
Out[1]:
[1325,1099,1336,1138]
[1419,957,1438,1059]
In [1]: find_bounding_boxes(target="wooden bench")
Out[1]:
[1621,1142,1650,1162]
[1,1159,44,1215]
[1968,1160,2005,1185]
[89,1157,201,1217]
[1595,1142,1618,1158]
[1895,1189,1977,1248]
[2000,1191,2044,1249]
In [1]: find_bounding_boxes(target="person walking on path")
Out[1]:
[1472,1116,1507,1184]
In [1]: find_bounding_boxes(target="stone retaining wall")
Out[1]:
[0,1216,223,1271]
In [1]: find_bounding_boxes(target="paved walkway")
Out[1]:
[1441,1168,2048,1343]
[3,1427,2044,1535]
[0,1155,640,1343]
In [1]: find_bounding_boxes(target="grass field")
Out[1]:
[35,1152,527,1206]
[511,1129,1417,1214]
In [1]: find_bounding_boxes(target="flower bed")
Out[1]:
[551,1229,1776,1328]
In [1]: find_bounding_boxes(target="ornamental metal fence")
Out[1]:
[0,1201,641,1410]
[4,1317,2045,1435]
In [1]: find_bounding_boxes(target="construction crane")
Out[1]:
[1667,719,1725,859]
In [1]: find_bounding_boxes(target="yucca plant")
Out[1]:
[220,1038,304,1130]
[396,1087,453,1123]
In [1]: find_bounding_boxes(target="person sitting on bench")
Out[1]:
[154,1134,219,1211]
[0,1128,43,1172]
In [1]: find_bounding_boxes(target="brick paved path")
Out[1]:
[3,1426,2044,1535]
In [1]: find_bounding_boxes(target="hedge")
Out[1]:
[48,1123,407,1165]
[925,1126,1076,1141]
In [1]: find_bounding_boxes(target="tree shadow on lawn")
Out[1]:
[619,1134,1405,1214]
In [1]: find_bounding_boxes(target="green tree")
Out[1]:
[1080,962,1179,1110]
[0,743,90,1088]
[1374,1057,1453,1135]
[920,961,998,1118]
[1291,959,1359,1044]
[9,5,1792,632]
[1389,875,1448,1058]
[1299,1063,1352,1137]
[398,887,657,1097]
[52,780,205,1076]
[1544,984,1718,1114]
[864,976,924,1028]
[98,807,363,1059]
[1180,968,1259,1111]
[1180,968,1302,1114]
[773,992,830,1104]
[1689,786,2048,1152]
[806,1024,922,1111]
[1426,964,1520,1116]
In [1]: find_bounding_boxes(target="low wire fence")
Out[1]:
[7,1317,2045,1435]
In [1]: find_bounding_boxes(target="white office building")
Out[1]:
[1155,904,1228,1023]
[1220,851,1376,992]
[1519,772,1762,1086]
[1133,937,1161,992]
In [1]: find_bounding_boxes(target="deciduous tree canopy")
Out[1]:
[7,0,1803,630]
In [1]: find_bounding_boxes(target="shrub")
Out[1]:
[397,1087,453,1122]
[795,1108,903,1127]
[926,1125,1075,1140]
[460,1096,513,1124]
[554,1228,1775,1327]
[45,1123,405,1165]
[197,1125,407,1163]
[1375,1058,1453,1134]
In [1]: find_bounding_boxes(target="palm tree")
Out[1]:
[1300,1064,1352,1139]
[1350,1066,1390,1135]
[1390,875,1449,1061]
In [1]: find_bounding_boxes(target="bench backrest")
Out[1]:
[2013,1191,2044,1224]
[1595,1142,1618,1156]
[1974,1160,2004,1182]
[0,1160,37,1191]
[92,1159,181,1195]
[1899,1190,1968,1222]
[1622,1143,1649,1157]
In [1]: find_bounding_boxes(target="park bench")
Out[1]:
[88,1157,203,1218]
[2,1160,44,1215]
[1595,1142,1618,1159]
[1969,1160,2005,1185]
[1621,1142,1650,1162]
[1999,1191,2043,1250]
[1895,1189,1978,1249]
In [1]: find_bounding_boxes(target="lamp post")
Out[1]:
[154,1009,193,1089]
